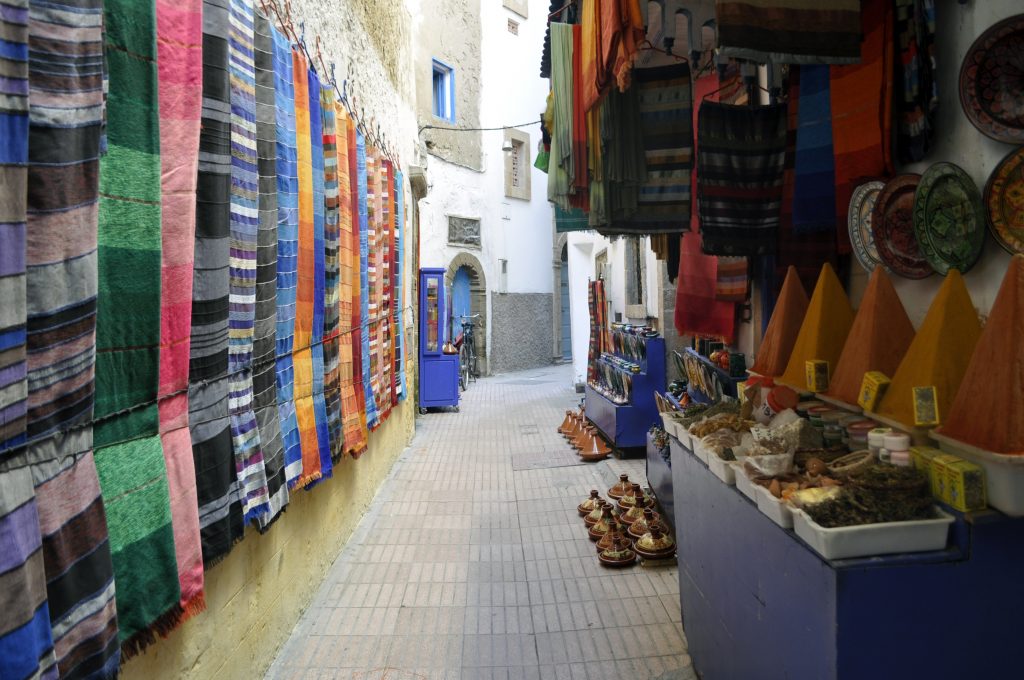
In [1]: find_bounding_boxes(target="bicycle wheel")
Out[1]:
[460,345,470,390]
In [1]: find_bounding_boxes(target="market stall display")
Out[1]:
[872,174,932,279]
[958,13,1024,144]
[912,162,986,275]
[985,147,1024,255]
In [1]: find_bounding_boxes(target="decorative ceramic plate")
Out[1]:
[872,175,932,279]
[985,147,1024,254]
[912,162,985,275]
[847,180,886,273]
[959,14,1024,144]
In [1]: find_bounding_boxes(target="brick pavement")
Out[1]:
[265,365,694,680]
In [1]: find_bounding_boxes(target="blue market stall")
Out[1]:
[418,268,459,413]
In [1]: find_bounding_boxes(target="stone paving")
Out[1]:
[266,365,693,680]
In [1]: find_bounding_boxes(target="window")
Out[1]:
[431,59,455,123]
[503,129,531,200]
[507,19,519,35]
[447,215,481,247]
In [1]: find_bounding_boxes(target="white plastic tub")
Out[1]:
[735,467,758,501]
[691,438,710,465]
[755,484,793,528]
[931,431,1024,516]
[707,452,736,485]
[791,507,954,560]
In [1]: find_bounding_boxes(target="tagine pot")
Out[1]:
[577,490,603,516]
[634,525,676,560]
[608,474,633,500]
[617,483,655,512]
[597,532,637,568]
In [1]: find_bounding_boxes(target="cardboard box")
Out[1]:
[805,360,830,393]
[928,453,961,502]
[912,385,940,427]
[941,458,987,512]
[858,371,891,412]
[910,446,942,478]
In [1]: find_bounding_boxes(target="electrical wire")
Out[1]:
[418,120,542,135]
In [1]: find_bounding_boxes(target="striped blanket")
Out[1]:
[394,170,406,401]
[227,0,270,521]
[716,0,862,64]
[95,0,182,654]
[365,148,382,430]
[0,0,26,455]
[191,0,244,566]
[253,11,289,529]
[697,101,788,257]
[791,65,836,233]
[271,27,302,488]
[321,89,344,460]
[337,108,361,453]
[345,116,369,456]
[156,0,206,618]
[357,135,378,432]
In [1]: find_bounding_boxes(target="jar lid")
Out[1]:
[884,433,911,451]
[821,411,846,424]
[797,400,824,412]
[868,427,892,445]
[846,420,877,434]
[807,406,832,415]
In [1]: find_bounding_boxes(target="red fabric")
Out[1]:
[830,0,894,253]
[675,232,736,343]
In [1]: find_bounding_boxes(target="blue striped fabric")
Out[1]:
[227,0,269,522]
[792,65,837,233]
[307,70,332,481]
[395,170,406,401]
[356,133,378,429]
[271,26,302,487]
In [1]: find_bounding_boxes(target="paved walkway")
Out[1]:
[266,365,693,680]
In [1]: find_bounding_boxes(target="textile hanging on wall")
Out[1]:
[307,69,332,481]
[716,0,862,65]
[156,0,206,616]
[24,1,121,673]
[227,0,270,521]
[191,0,244,565]
[674,232,737,343]
[291,48,324,488]
[556,205,591,232]
[547,23,573,210]
[321,88,344,460]
[0,0,27,454]
[716,257,749,302]
[830,0,894,254]
[395,170,407,402]
[338,109,362,453]
[271,26,302,488]
[599,83,644,227]
[357,135,378,432]
[697,101,788,256]
[366,150,382,429]
[580,0,644,111]
[570,24,589,206]
[895,0,937,163]
[345,117,369,455]
[791,65,836,233]
[253,11,289,529]
[95,0,182,652]
[377,159,394,420]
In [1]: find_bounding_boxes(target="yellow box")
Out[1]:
[941,458,987,512]
[910,445,942,477]
[912,385,940,427]
[805,360,830,393]
[858,371,891,412]
[928,453,961,502]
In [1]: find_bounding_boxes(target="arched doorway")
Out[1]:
[445,253,487,375]
[559,245,571,361]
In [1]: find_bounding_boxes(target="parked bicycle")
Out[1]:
[456,314,480,391]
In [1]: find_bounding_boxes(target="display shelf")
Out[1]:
[646,431,674,535]
[586,336,665,448]
[670,433,1024,680]
[681,347,746,404]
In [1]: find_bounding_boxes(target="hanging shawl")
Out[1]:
[95,0,182,653]
[895,0,936,163]
[348,120,369,456]
[581,0,644,111]
[321,88,344,460]
[253,11,289,529]
[547,23,573,210]
[156,0,206,615]
[357,134,377,434]
[227,0,270,521]
[791,66,836,233]
[830,0,894,253]
[378,160,395,419]
[570,25,589,206]
[674,232,736,343]
[394,170,407,401]
[191,0,244,565]
[716,0,862,65]
[271,27,303,487]
[697,101,788,257]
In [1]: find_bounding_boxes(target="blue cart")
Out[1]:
[418,268,460,413]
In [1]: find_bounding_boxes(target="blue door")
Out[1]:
[452,266,471,340]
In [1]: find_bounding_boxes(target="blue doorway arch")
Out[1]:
[452,266,472,339]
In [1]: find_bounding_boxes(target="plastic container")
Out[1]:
[707,452,737,485]
[868,427,892,458]
[884,433,911,452]
[797,400,824,418]
[735,468,758,502]
[890,451,911,466]
[755,484,794,528]
[932,430,1024,517]
[791,507,954,560]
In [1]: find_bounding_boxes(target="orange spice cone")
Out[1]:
[877,269,981,430]
[825,267,915,407]
[940,256,1024,454]
[752,266,809,377]
[779,263,855,391]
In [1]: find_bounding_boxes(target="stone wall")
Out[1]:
[489,292,554,374]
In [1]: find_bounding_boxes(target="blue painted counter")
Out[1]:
[646,432,674,535]
[670,435,1024,680]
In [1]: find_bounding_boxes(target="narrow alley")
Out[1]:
[266,366,692,680]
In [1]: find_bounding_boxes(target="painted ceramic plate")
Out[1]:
[872,174,932,279]
[912,162,985,275]
[847,180,886,273]
[959,14,1024,144]
[985,147,1024,255]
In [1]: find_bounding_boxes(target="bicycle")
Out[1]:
[457,314,480,391]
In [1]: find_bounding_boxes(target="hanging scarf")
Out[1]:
[716,0,862,65]
[395,170,407,402]
[337,108,364,454]
[349,120,369,455]
[548,23,573,210]
[378,160,395,419]
[253,11,289,529]
[321,88,344,460]
[895,0,936,163]
[95,0,182,653]
[156,0,206,617]
[570,24,589,205]
[271,27,303,487]
[358,137,378,431]
[191,0,244,566]
[791,65,836,233]
[674,233,736,343]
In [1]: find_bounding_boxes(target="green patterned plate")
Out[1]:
[912,162,985,275]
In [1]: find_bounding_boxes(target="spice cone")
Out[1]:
[877,269,981,430]
[826,267,914,406]
[751,266,809,377]
[778,263,855,391]
[940,256,1024,454]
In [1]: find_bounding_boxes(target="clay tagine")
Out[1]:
[584,500,608,528]
[577,490,603,517]
[608,474,632,500]
[597,531,637,568]
[618,499,648,527]
[628,508,663,540]
[558,410,573,434]
[571,426,594,451]
[579,433,611,462]
[634,524,676,560]
[587,505,615,541]
[563,413,582,440]
[595,513,630,553]
[617,483,654,512]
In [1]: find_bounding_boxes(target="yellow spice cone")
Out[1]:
[877,269,981,430]
[940,256,1024,454]
[778,263,855,391]
[826,267,915,407]
[751,266,809,378]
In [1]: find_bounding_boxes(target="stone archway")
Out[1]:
[551,232,569,362]
[445,252,488,375]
